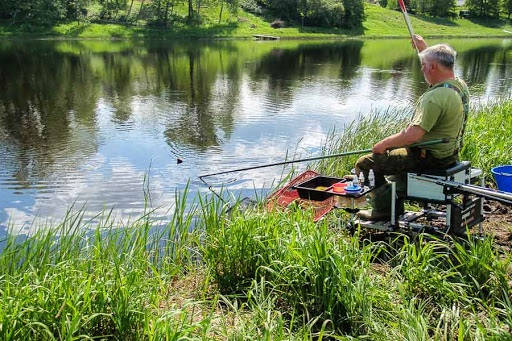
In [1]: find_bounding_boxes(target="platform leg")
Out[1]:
[391,181,396,228]
[479,174,485,236]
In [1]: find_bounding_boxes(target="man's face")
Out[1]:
[421,59,434,85]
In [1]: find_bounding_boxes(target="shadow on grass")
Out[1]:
[139,23,238,38]
[5,20,241,39]
[466,16,509,29]
[298,25,363,36]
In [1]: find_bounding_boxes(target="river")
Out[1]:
[0,38,511,232]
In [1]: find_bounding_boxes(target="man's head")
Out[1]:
[419,44,456,85]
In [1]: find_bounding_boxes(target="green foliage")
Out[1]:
[0,0,364,29]
[263,0,358,28]
[342,0,365,28]
[466,0,501,18]
[395,236,464,304]
[460,100,512,176]
[300,0,345,27]
[412,0,456,17]
[503,0,512,18]
[386,0,401,10]
[0,0,68,25]
[202,206,385,335]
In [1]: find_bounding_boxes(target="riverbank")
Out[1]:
[1,4,512,40]
[1,100,511,339]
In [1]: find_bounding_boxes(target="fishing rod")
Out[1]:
[398,0,419,53]
[199,138,448,181]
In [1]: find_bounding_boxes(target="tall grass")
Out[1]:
[0,191,204,340]
[0,100,511,339]
[318,99,512,180]
[461,100,512,174]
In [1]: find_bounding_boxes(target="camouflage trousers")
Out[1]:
[355,148,458,213]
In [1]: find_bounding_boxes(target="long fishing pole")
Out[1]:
[398,0,419,53]
[199,138,448,181]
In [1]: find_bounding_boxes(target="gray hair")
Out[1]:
[419,44,457,69]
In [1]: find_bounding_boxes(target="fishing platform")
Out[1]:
[266,161,512,236]
[253,35,280,40]
[199,139,511,236]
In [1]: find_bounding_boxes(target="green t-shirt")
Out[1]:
[410,78,470,159]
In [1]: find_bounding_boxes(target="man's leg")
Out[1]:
[355,148,419,220]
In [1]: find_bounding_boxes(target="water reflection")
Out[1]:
[0,38,510,230]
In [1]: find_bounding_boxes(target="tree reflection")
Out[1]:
[247,41,364,111]
[0,41,99,186]
[0,38,510,191]
[458,44,512,95]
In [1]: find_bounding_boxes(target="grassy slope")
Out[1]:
[0,4,511,39]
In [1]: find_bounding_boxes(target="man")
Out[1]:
[355,35,470,221]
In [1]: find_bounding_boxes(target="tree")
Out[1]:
[503,0,512,18]
[0,0,68,25]
[411,0,456,16]
[342,0,365,28]
[218,0,238,23]
[431,0,455,17]
[466,0,500,18]
[188,0,194,22]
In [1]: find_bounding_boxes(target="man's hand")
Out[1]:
[372,141,388,154]
[412,34,427,52]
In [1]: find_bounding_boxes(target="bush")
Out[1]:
[342,0,365,28]
[304,0,345,28]
[240,0,263,14]
[411,0,456,17]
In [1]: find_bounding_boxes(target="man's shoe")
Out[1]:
[357,209,390,221]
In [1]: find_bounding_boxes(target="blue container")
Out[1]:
[491,165,512,193]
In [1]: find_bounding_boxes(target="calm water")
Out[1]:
[1,38,511,232]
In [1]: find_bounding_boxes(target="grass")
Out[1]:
[316,99,512,179]
[1,4,512,39]
[0,100,511,339]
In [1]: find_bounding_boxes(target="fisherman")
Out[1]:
[355,35,470,221]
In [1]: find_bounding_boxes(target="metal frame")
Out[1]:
[349,162,487,235]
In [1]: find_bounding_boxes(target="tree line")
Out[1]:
[383,0,512,18]
[0,0,510,29]
[0,0,365,28]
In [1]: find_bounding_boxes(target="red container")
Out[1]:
[332,182,348,193]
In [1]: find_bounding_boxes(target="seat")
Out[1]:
[407,161,472,203]
[419,161,471,177]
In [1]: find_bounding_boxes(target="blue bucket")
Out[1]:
[491,165,512,193]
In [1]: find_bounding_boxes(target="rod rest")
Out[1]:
[418,161,471,177]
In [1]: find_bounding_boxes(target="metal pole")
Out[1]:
[421,175,512,205]
[398,0,419,54]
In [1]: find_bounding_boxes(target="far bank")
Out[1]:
[1,5,512,40]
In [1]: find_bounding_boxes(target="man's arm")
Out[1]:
[372,125,426,154]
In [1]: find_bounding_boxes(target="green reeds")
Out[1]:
[461,100,512,175]
[318,99,512,180]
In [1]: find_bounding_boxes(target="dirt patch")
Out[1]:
[480,202,512,250]
[157,272,250,339]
